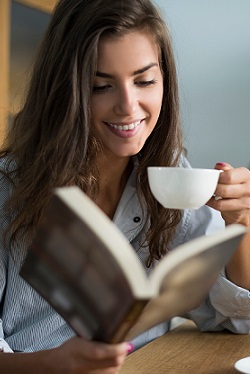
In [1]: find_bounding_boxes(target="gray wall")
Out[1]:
[156,0,250,168]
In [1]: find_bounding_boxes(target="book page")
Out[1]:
[125,227,245,340]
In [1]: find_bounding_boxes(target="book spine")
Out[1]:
[110,300,148,343]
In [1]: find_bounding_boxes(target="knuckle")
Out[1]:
[215,199,224,210]
[113,354,125,366]
[92,346,106,360]
[246,199,250,210]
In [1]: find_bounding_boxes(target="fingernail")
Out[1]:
[216,162,227,166]
[214,195,222,200]
[126,343,134,353]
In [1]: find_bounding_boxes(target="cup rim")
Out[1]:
[147,167,222,173]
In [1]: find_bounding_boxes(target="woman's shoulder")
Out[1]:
[0,156,17,197]
[0,155,17,174]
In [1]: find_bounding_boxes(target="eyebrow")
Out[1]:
[95,62,158,78]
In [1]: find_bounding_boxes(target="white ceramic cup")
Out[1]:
[147,167,222,209]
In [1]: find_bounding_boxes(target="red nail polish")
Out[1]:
[126,343,134,353]
[216,162,227,166]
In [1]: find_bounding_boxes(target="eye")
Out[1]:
[135,79,157,87]
[92,85,112,93]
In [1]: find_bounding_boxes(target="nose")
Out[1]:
[114,85,137,116]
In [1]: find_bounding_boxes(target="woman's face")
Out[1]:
[91,30,164,160]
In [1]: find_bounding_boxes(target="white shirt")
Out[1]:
[0,157,250,352]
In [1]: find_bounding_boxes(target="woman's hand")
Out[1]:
[46,337,131,374]
[206,162,250,227]
[0,337,132,374]
[207,162,250,289]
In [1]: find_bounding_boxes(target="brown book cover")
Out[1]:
[20,186,246,343]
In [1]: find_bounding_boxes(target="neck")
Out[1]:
[95,155,133,219]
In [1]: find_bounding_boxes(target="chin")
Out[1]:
[116,144,144,157]
[116,150,141,158]
[103,142,144,159]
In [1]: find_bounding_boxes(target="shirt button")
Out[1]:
[133,217,141,223]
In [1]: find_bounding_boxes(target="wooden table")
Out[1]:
[120,321,250,373]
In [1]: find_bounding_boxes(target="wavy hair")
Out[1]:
[1,0,183,266]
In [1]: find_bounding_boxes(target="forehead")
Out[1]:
[97,30,160,72]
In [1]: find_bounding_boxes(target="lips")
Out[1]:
[104,120,141,131]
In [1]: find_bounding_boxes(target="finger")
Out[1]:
[67,342,128,372]
[215,183,250,199]
[214,162,232,171]
[208,196,250,212]
[214,168,250,200]
[81,341,130,360]
[82,353,127,371]
[216,167,250,186]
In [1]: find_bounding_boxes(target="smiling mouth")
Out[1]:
[104,120,142,131]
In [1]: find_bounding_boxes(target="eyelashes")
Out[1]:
[135,79,157,87]
[92,85,112,93]
[92,79,157,93]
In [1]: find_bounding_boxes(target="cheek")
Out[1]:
[91,96,100,113]
[145,88,163,117]
[91,96,109,122]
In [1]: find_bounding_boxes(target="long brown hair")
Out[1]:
[1,0,183,266]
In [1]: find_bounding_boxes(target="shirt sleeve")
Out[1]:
[209,271,250,332]
[186,271,250,334]
[0,160,15,349]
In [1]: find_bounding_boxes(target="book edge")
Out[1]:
[55,186,151,298]
[149,224,246,292]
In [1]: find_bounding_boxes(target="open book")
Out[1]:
[20,186,246,343]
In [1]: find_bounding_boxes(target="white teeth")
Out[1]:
[108,120,141,131]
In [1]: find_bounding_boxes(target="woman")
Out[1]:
[0,0,249,372]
